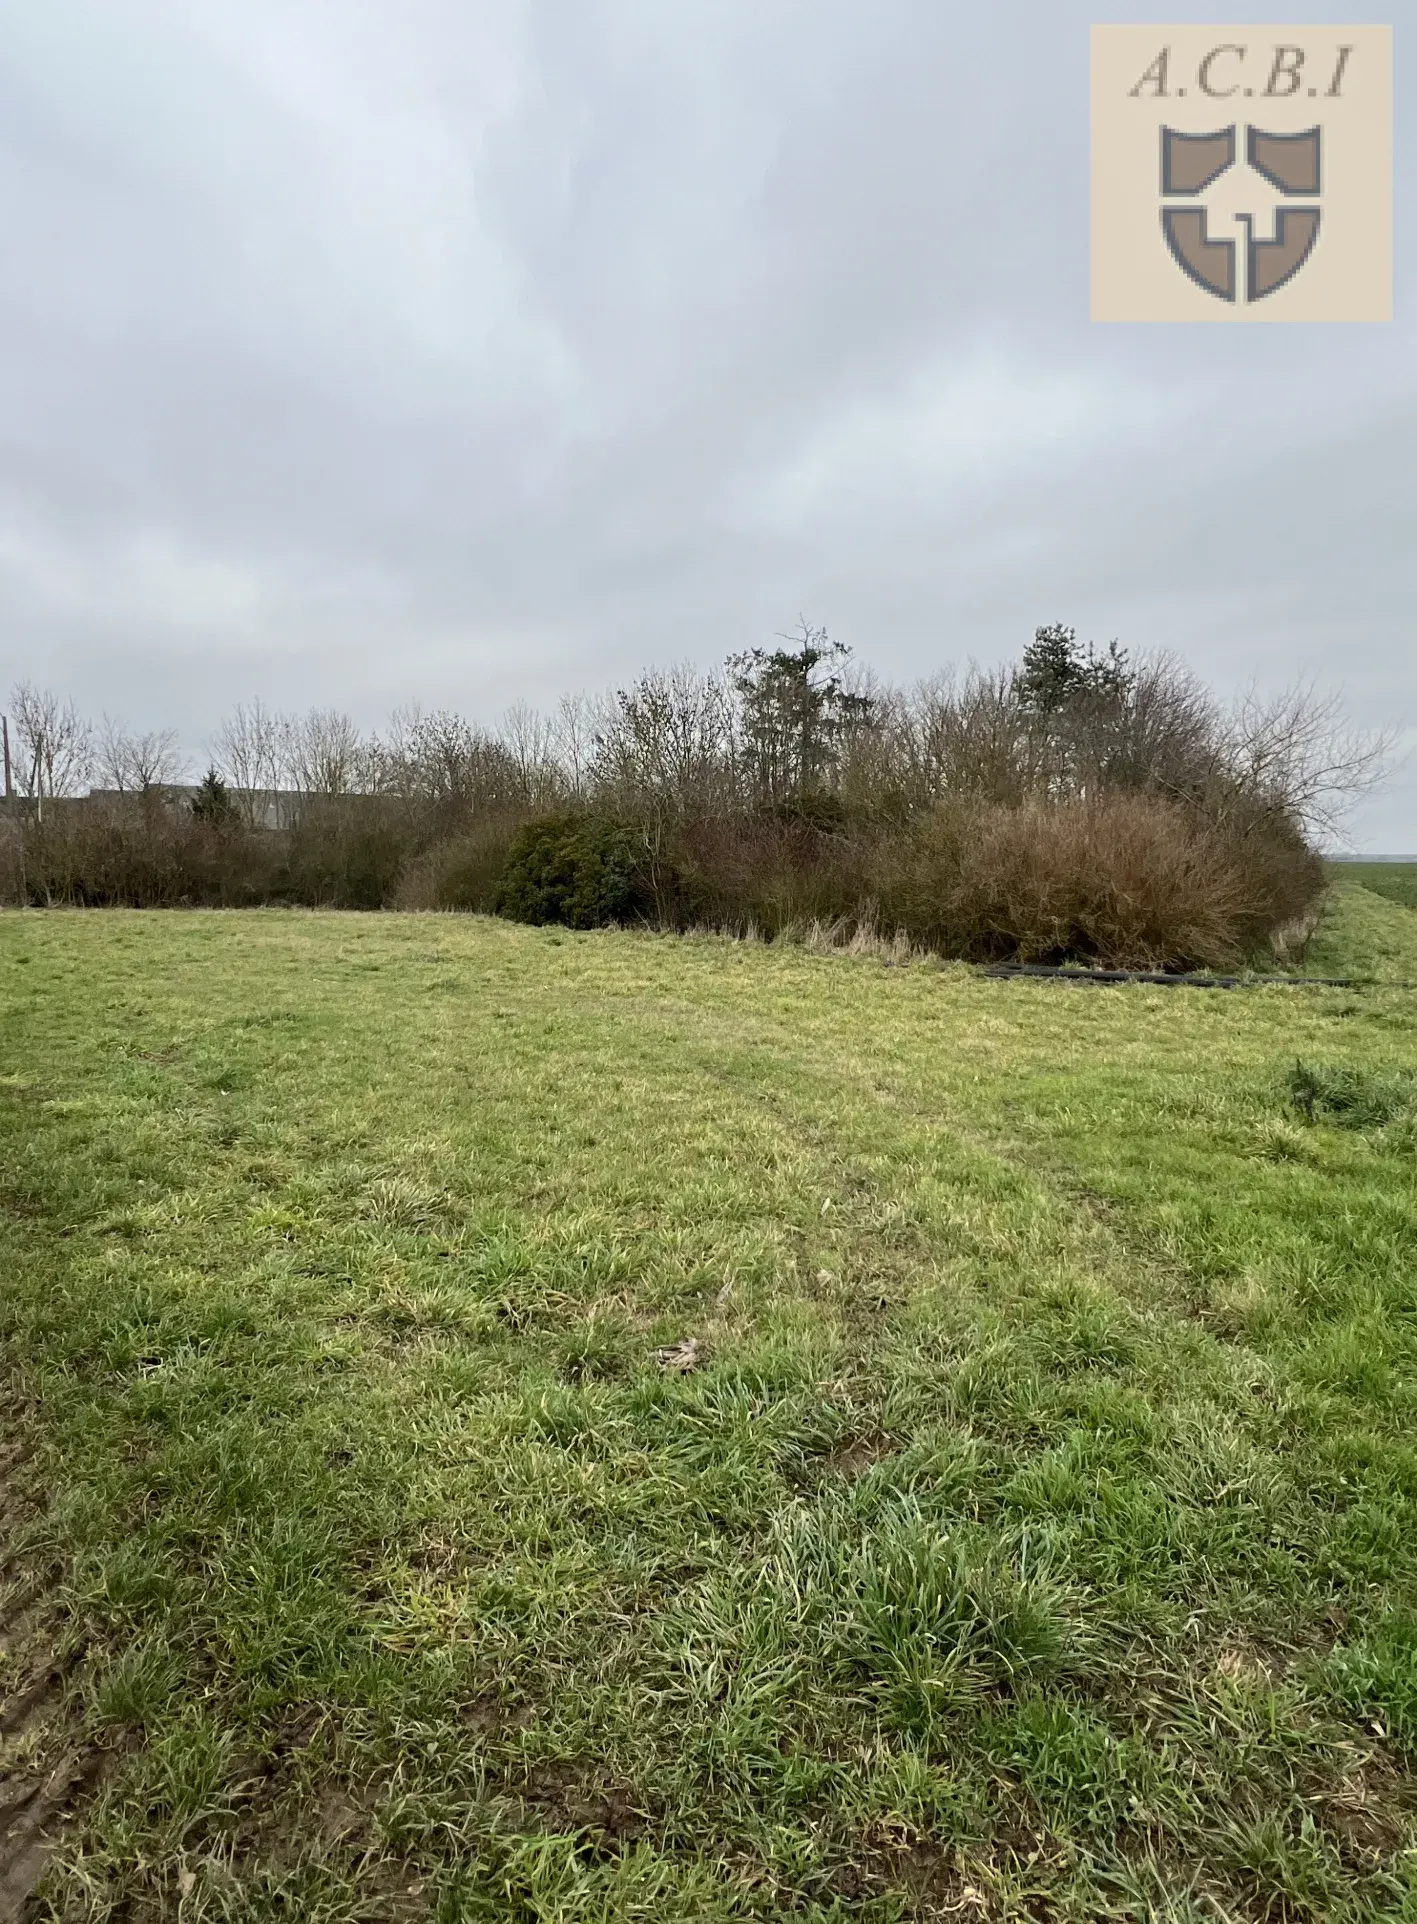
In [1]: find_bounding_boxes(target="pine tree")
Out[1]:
[728,622,873,809]
[1017,624,1133,715]
[190,767,235,823]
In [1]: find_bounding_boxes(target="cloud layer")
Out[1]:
[2,0,1412,844]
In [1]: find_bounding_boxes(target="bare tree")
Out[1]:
[376,704,423,802]
[502,700,564,807]
[8,683,93,817]
[552,691,603,799]
[900,666,1033,807]
[213,700,289,825]
[1089,653,1219,798]
[589,665,737,818]
[285,708,369,797]
[380,706,526,818]
[1223,682,1398,842]
[96,718,186,795]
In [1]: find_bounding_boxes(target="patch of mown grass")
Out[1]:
[1305,875,1417,984]
[1,891,1416,1920]
[1330,864,1417,913]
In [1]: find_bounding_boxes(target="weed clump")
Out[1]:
[1289,1059,1417,1130]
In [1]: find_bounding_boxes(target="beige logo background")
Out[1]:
[1092,25,1391,321]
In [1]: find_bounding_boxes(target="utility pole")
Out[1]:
[1,715,10,801]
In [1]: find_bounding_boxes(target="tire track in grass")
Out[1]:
[0,1411,108,1924]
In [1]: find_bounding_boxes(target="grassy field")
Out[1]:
[1325,866,1417,915]
[2,876,1417,1922]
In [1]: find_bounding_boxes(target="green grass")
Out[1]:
[1325,864,1417,914]
[3,879,1417,1921]
[1304,876,1417,985]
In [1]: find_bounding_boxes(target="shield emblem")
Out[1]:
[1159,124,1321,304]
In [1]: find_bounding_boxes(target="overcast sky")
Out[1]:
[0,0,1411,846]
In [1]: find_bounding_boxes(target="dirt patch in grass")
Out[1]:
[1313,1744,1417,1871]
[821,1431,895,1480]
[834,1819,1054,1920]
[833,1841,990,1914]
[456,1691,533,1737]
[517,1759,657,1851]
[0,1411,108,1924]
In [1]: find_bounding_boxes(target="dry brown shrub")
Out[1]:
[393,812,528,912]
[665,814,875,937]
[10,798,282,907]
[879,793,1311,971]
[0,813,23,905]
[649,791,1322,969]
[280,796,414,908]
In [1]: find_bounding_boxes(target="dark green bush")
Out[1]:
[189,768,236,824]
[495,814,649,928]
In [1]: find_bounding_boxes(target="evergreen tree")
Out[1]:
[1017,624,1132,716]
[190,766,236,823]
[728,622,873,808]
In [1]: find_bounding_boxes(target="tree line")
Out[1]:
[0,624,1391,971]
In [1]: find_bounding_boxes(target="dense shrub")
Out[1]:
[5,798,281,908]
[280,797,414,910]
[1194,794,1325,956]
[660,793,1313,970]
[5,620,1372,964]
[393,813,527,912]
[7,794,418,911]
[0,790,1325,970]
[495,814,650,928]
[878,795,1257,970]
[663,813,871,937]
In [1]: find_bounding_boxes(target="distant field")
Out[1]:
[3,884,1417,1921]
[1327,862,1417,912]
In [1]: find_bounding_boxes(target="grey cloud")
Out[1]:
[0,0,1411,844]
